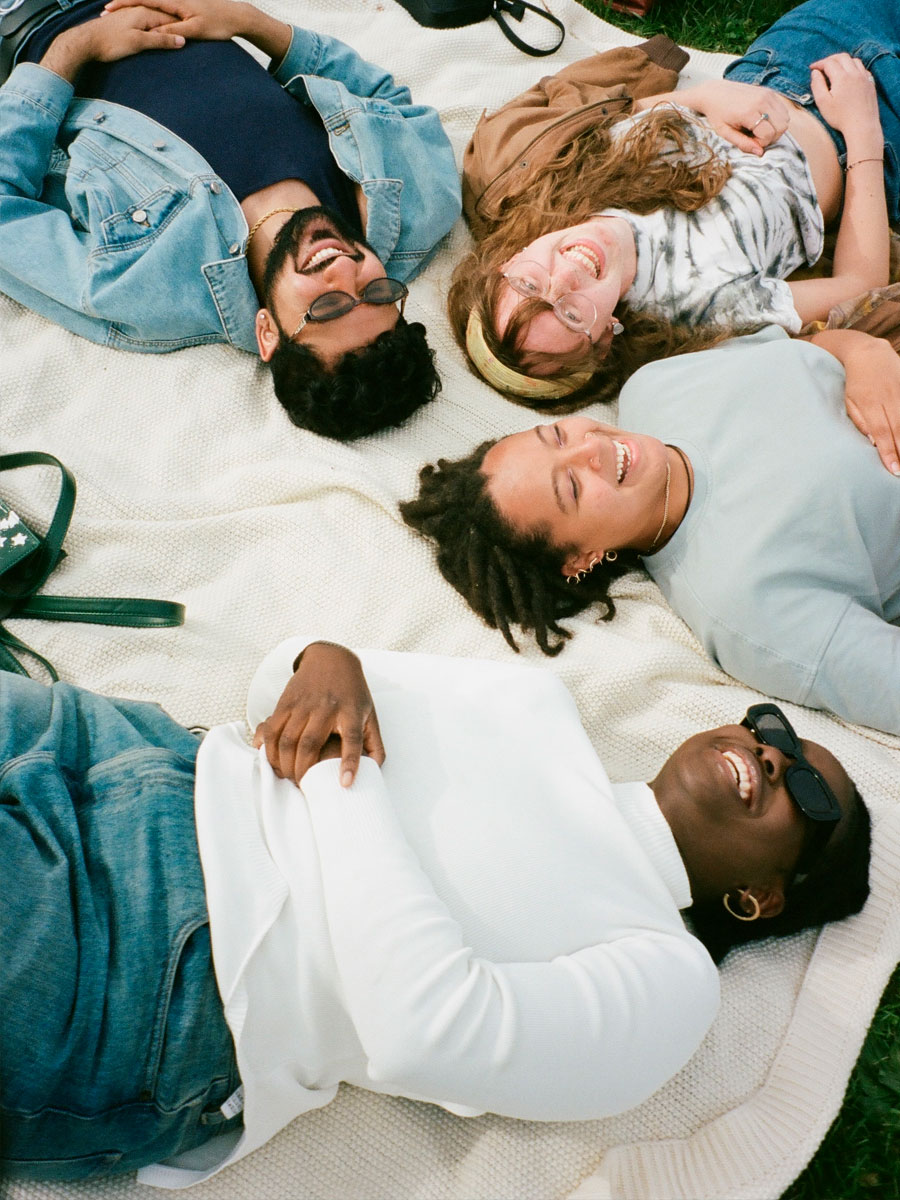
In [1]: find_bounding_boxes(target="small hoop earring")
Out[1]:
[588,556,600,571]
[722,891,761,922]
[604,550,618,563]
[611,319,625,336]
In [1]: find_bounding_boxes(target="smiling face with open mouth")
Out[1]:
[650,721,855,909]
[480,415,683,567]
[494,217,637,369]
[257,206,400,367]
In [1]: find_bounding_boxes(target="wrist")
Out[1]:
[40,26,94,80]
[238,3,291,61]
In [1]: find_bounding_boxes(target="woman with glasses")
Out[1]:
[1,638,870,1182]
[402,324,900,736]
[450,0,898,436]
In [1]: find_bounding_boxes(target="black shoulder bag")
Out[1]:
[0,451,185,680]
[392,0,564,56]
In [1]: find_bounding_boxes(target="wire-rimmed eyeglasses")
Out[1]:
[501,260,597,338]
[290,277,408,338]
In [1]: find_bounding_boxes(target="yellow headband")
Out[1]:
[465,311,594,401]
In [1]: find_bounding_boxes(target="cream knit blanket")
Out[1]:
[3,1,900,1197]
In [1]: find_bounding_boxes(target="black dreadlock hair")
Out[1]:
[399,439,642,655]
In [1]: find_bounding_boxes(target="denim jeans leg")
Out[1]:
[0,675,242,1182]
[725,0,900,222]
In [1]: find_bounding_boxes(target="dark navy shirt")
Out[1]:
[22,0,362,226]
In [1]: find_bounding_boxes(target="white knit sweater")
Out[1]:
[139,643,719,1188]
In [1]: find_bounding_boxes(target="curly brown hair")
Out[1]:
[399,439,643,655]
[450,107,741,408]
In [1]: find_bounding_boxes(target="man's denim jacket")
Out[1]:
[0,27,461,353]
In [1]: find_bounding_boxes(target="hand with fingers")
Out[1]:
[102,0,244,43]
[679,79,793,157]
[806,328,900,475]
[253,641,386,789]
[40,7,186,79]
[809,53,883,160]
[842,334,900,476]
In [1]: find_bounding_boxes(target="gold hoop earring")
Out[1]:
[604,550,618,563]
[588,556,599,571]
[722,891,761,922]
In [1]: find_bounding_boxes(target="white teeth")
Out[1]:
[560,244,601,277]
[612,440,631,483]
[305,246,345,270]
[722,750,752,804]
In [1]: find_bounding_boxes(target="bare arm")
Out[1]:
[633,78,794,155]
[102,0,292,63]
[39,6,186,81]
[788,54,888,325]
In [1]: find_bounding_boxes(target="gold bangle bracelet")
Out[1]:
[846,156,884,170]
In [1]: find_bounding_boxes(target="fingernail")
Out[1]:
[868,434,876,445]
[341,770,353,787]
[174,35,185,45]
[891,462,900,476]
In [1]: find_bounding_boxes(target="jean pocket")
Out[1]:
[2,1149,123,1183]
[147,919,236,1113]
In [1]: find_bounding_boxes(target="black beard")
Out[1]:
[261,205,377,307]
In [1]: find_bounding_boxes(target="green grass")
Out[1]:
[564,2,900,1196]
[580,0,800,56]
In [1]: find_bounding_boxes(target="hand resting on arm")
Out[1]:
[252,641,386,788]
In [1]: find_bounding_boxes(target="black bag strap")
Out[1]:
[0,624,61,681]
[0,450,184,678]
[491,0,564,57]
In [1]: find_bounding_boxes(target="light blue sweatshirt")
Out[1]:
[620,327,900,734]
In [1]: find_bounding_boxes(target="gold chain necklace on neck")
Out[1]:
[647,444,693,553]
[245,207,298,251]
[648,458,671,551]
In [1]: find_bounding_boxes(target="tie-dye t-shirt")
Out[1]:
[602,104,823,333]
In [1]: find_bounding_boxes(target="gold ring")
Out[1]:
[751,112,771,132]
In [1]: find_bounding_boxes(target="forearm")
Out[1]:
[39,24,96,81]
[831,154,889,291]
[229,1,291,63]
[303,759,719,1119]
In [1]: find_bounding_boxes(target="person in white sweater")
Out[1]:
[1,640,870,1187]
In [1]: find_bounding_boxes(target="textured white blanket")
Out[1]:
[4,1,900,1197]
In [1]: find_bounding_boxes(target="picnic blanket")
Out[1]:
[4,1,900,1197]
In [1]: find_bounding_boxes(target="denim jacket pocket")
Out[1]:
[97,186,189,250]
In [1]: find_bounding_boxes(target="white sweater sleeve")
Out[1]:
[302,759,720,1121]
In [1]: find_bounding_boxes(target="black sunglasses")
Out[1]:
[741,703,842,873]
[291,278,408,337]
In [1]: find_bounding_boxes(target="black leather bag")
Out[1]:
[392,0,564,57]
[0,451,185,680]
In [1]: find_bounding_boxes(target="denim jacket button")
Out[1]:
[228,243,239,255]
[132,209,147,223]
[92,112,106,123]
[210,181,222,195]
[153,140,166,150]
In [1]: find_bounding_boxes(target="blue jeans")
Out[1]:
[725,0,900,223]
[0,675,242,1182]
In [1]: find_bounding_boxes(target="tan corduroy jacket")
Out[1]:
[462,34,690,237]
